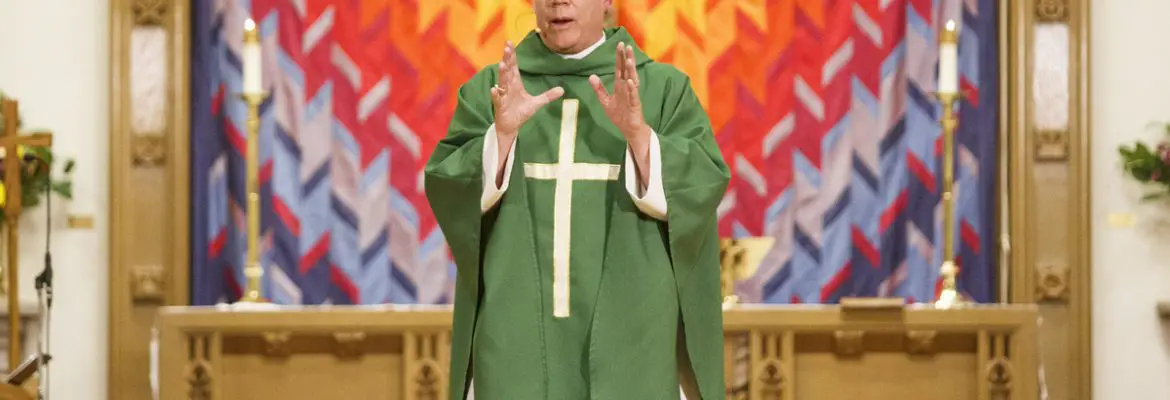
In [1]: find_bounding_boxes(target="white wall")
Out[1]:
[0,0,109,398]
[1092,0,1170,398]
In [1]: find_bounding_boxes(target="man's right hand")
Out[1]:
[491,41,565,137]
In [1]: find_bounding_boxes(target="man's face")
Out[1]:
[534,0,610,54]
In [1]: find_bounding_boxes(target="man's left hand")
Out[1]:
[589,42,651,149]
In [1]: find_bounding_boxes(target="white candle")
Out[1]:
[243,18,263,95]
[938,20,958,94]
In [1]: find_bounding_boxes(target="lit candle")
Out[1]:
[938,20,958,94]
[243,18,263,95]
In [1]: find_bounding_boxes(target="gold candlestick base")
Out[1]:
[721,294,740,310]
[933,261,968,309]
[719,237,774,309]
[934,289,965,308]
[238,260,267,303]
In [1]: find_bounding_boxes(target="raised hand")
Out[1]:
[588,42,651,146]
[491,41,565,137]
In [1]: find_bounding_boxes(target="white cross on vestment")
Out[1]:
[524,99,620,318]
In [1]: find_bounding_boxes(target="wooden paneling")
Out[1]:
[107,0,190,399]
[1002,0,1093,398]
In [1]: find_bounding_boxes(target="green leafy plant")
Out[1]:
[1119,123,1170,200]
[7,146,76,210]
[0,92,75,212]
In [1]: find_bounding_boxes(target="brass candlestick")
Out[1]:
[237,91,267,303]
[933,91,967,309]
[933,20,967,309]
[719,237,774,309]
[236,18,267,303]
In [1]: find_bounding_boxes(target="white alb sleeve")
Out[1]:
[624,131,667,220]
[481,124,516,213]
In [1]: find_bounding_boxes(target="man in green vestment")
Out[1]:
[424,1,729,398]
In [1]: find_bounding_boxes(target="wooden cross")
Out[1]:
[0,97,53,372]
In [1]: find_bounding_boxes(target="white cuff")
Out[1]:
[481,124,516,213]
[625,131,668,220]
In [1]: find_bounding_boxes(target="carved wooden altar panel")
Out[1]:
[191,332,430,400]
[156,307,451,400]
[722,305,1040,400]
[157,305,1040,400]
[1001,0,1092,399]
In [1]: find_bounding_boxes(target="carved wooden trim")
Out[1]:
[832,330,864,357]
[332,332,366,358]
[1035,263,1070,302]
[905,331,937,355]
[131,264,166,302]
[1036,0,1069,22]
[749,331,791,400]
[262,332,291,358]
[414,359,443,399]
[1034,129,1069,161]
[185,334,214,400]
[185,360,212,400]
[132,0,168,26]
[132,135,167,167]
[986,358,1015,396]
[754,359,786,399]
[404,332,448,399]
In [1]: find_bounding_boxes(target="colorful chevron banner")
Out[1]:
[190,0,997,305]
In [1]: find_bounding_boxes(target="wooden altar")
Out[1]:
[155,302,1040,400]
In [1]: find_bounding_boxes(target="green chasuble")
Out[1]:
[424,27,730,400]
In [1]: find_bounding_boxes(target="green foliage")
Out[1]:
[17,146,74,210]
[1119,123,1170,201]
[0,91,76,212]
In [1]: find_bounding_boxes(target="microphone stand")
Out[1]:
[33,172,52,400]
